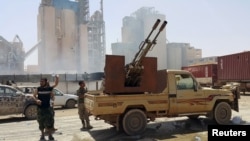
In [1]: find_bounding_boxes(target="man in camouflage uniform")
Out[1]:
[77,81,93,130]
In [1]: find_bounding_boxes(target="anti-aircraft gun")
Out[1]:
[125,19,167,87]
[104,19,167,94]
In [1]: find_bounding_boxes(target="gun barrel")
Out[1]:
[132,19,161,63]
[152,19,161,30]
[159,21,167,31]
[125,19,168,87]
[152,20,168,43]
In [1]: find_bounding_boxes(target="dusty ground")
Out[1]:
[0,93,249,141]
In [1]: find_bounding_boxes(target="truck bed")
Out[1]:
[85,91,169,116]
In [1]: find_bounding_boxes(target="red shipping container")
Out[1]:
[217,51,250,81]
[182,64,217,85]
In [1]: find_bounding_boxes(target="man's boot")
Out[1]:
[80,120,86,131]
[86,121,93,129]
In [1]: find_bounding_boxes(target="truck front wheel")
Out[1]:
[24,105,37,120]
[66,99,76,108]
[214,102,232,125]
[122,109,147,136]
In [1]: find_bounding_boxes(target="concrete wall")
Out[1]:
[16,80,102,94]
[0,72,104,94]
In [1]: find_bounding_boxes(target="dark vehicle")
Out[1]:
[0,84,37,119]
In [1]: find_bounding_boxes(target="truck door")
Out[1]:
[53,89,65,106]
[175,74,205,114]
[0,86,25,115]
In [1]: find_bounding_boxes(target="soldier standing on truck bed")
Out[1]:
[77,81,93,130]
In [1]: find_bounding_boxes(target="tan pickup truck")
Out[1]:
[84,69,239,136]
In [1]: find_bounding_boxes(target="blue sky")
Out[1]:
[0,0,249,66]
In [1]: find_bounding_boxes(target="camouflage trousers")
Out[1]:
[37,107,54,130]
[78,103,90,124]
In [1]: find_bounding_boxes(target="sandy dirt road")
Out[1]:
[0,94,250,141]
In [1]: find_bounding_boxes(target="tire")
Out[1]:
[214,102,232,125]
[122,109,147,136]
[24,105,37,120]
[66,99,76,108]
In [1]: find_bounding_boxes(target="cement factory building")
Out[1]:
[0,35,25,74]
[112,7,167,70]
[38,0,105,73]
[0,0,105,74]
[1,1,204,75]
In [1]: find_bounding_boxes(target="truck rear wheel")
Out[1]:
[214,102,231,124]
[122,109,147,136]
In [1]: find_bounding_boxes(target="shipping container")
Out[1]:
[182,51,250,93]
[217,51,250,81]
[181,63,217,86]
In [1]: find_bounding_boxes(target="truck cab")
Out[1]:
[166,70,239,118]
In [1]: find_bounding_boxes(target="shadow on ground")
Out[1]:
[0,116,31,123]
[79,117,215,141]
